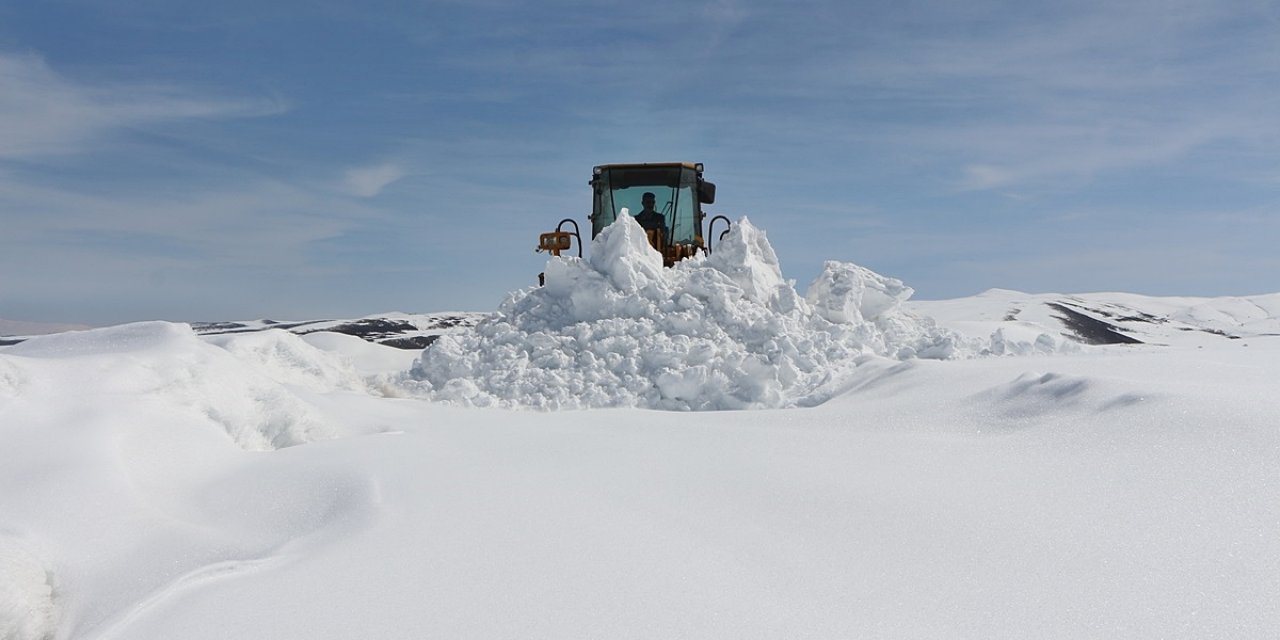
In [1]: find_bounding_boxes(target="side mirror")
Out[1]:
[698,180,716,205]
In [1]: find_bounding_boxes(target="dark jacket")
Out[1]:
[634,209,665,234]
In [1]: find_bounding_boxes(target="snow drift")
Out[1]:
[409,216,983,410]
[3,323,370,450]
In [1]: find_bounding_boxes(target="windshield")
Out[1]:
[592,166,699,244]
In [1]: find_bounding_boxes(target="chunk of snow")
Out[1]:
[704,216,789,306]
[805,260,912,324]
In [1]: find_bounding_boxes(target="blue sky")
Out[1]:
[2,0,1277,325]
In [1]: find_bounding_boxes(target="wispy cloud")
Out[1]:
[0,170,400,323]
[342,162,408,197]
[823,1,1280,191]
[0,176,365,264]
[0,51,285,159]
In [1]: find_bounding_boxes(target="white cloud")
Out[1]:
[0,51,284,159]
[958,164,1017,191]
[342,163,407,197]
[667,1,1280,193]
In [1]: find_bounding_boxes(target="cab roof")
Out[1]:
[593,162,703,174]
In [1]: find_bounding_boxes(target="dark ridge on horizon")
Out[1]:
[1046,302,1144,345]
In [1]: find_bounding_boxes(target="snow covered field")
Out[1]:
[2,218,1277,639]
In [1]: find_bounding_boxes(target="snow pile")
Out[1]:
[409,216,966,409]
[986,325,1075,356]
[4,322,340,450]
[805,260,962,359]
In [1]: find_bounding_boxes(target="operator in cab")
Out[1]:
[633,192,666,235]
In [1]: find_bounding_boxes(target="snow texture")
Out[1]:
[409,216,970,409]
[0,535,55,640]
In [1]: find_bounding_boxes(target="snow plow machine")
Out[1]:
[536,162,728,282]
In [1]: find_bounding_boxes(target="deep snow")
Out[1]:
[1,217,1277,639]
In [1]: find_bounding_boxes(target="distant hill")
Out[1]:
[188,312,489,350]
[909,290,1280,346]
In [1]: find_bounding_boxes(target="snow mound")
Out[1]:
[203,329,368,393]
[300,331,424,377]
[986,324,1077,356]
[3,320,186,358]
[0,535,55,640]
[409,216,966,410]
[805,261,961,359]
[8,322,337,450]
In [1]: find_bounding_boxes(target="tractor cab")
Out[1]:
[538,162,727,269]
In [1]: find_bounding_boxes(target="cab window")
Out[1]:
[592,166,700,245]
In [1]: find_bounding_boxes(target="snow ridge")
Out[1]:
[5,323,350,450]
[409,216,965,410]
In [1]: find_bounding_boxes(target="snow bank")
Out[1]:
[5,323,340,450]
[409,216,966,409]
[202,329,367,394]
